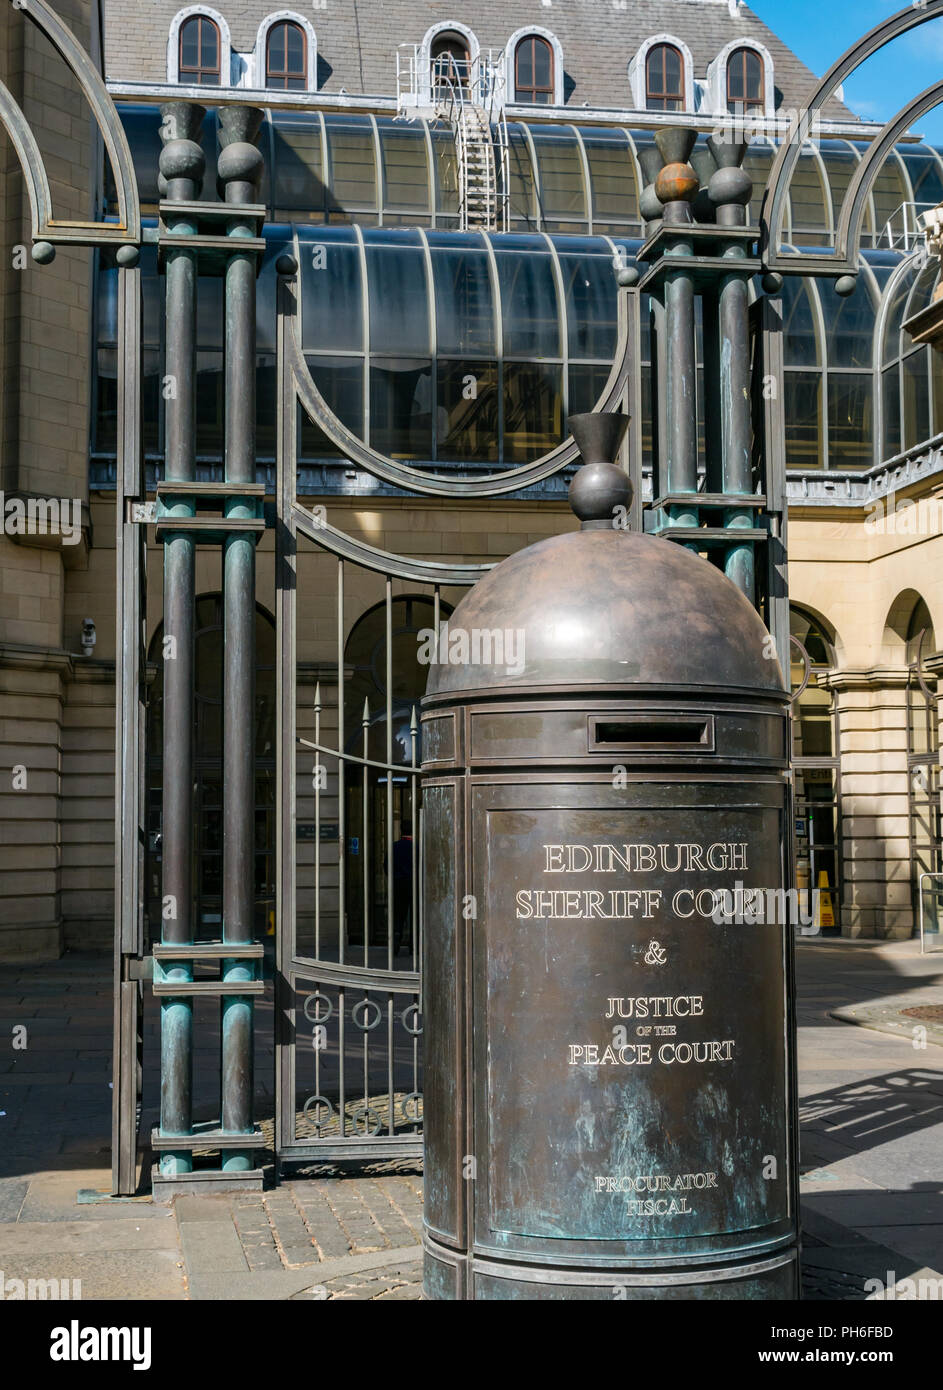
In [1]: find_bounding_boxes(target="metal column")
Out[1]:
[710,136,755,602]
[655,130,699,539]
[156,102,204,1177]
[219,106,265,1169]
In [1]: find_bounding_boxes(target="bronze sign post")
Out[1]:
[420,413,799,1299]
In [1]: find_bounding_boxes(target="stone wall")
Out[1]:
[0,0,100,959]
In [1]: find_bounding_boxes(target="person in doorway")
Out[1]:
[391,820,414,956]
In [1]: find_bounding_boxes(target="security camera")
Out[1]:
[81,618,96,657]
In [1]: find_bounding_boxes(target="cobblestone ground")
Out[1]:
[232,1176,424,1297]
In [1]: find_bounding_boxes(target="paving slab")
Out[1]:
[185,1244,422,1301]
[0,1248,186,1300]
[0,1178,29,1223]
[178,1219,249,1274]
[0,1214,178,1257]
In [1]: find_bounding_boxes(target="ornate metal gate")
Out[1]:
[272,247,639,1162]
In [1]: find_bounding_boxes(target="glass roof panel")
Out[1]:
[376,117,430,215]
[430,124,459,219]
[427,232,496,357]
[818,273,876,370]
[781,275,820,368]
[818,140,859,245]
[492,236,562,357]
[324,114,378,214]
[296,225,364,353]
[905,257,941,322]
[901,146,943,215]
[556,244,620,360]
[362,229,430,356]
[578,127,638,225]
[506,124,538,226]
[881,258,920,366]
[529,125,588,223]
[271,111,324,218]
[742,141,774,223]
[788,145,829,246]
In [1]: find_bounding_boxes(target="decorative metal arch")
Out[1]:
[285,286,635,500]
[0,0,140,244]
[761,0,943,276]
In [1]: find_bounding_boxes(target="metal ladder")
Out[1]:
[456,102,499,231]
[397,45,509,233]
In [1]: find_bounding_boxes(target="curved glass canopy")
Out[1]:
[95,107,943,478]
[93,226,635,471]
[108,106,943,248]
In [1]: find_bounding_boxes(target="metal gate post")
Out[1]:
[654,130,699,540]
[112,256,146,1195]
[218,106,265,1170]
[709,136,755,603]
[155,103,204,1176]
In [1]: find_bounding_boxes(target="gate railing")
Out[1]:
[275,256,639,1162]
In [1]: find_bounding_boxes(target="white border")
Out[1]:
[167,6,233,87]
[504,26,564,107]
[706,38,775,118]
[250,12,317,92]
[417,20,481,107]
[628,34,696,114]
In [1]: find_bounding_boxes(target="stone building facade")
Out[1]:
[0,0,106,958]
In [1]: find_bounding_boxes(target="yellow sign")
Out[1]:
[817,869,834,928]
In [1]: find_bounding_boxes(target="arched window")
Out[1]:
[515,35,553,105]
[790,606,841,930]
[727,46,764,115]
[266,19,306,89]
[790,607,836,759]
[646,43,684,112]
[905,598,941,914]
[178,14,221,85]
[907,598,937,758]
[431,32,470,98]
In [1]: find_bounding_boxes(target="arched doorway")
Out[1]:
[341,594,452,966]
[790,606,841,932]
[431,31,471,100]
[905,598,940,933]
[145,595,277,943]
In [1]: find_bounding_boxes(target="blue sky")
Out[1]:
[751,0,943,144]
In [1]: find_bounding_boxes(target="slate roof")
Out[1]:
[103,0,858,121]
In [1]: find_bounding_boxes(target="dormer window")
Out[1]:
[431,32,471,97]
[646,43,684,112]
[179,14,221,85]
[707,40,773,120]
[266,19,306,90]
[514,35,554,105]
[727,46,764,115]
